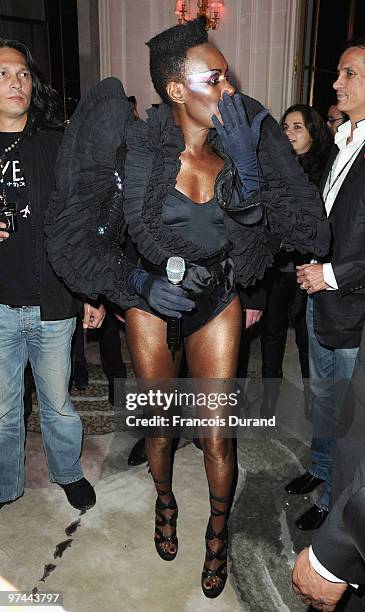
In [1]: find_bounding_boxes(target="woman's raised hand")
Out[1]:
[212,93,268,198]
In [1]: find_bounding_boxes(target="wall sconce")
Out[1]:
[197,0,224,30]
[175,0,224,30]
[174,0,190,25]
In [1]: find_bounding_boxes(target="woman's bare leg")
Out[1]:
[125,308,182,557]
[185,296,242,593]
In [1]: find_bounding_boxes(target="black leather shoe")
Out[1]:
[73,360,89,391]
[58,478,96,511]
[128,438,147,466]
[295,505,329,530]
[285,472,325,495]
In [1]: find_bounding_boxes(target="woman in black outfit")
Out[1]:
[46,21,330,598]
[260,104,332,417]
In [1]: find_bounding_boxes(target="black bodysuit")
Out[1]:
[163,188,227,250]
[136,187,236,336]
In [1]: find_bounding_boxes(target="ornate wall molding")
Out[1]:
[282,0,301,113]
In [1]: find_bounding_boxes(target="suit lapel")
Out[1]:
[328,141,365,218]
[320,144,339,194]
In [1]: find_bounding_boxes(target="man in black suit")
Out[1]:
[286,39,365,530]
[292,322,365,611]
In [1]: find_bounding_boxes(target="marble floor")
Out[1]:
[0,328,322,612]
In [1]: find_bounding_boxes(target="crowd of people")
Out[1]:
[0,15,365,610]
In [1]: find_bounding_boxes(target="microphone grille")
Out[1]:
[166,257,185,284]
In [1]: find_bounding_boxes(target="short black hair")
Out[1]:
[343,37,365,53]
[328,104,349,123]
[0,37,64,133]
[146,17,208,105]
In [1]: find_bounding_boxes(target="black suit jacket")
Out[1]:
[313,140,365,348]
[312,323,365,585]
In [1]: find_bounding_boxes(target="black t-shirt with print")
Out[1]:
[0,132,39,304]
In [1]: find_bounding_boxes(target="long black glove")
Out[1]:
[212,93,268,198]
[128,268,196,318]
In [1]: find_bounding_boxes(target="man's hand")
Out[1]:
[0,222,10,243]
[292,548,348,611]
[245,309,263,329]
[296,263,329,294]
[83,303,106,329]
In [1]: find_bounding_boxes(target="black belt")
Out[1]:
[139,256,235,302]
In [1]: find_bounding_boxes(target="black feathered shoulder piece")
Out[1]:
[238,93,331,259]
[45,77,139,309]
[45,81,331,301]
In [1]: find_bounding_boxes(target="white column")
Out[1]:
[98,0,111,78]
[77,0,100,93]
[282,0,301,113]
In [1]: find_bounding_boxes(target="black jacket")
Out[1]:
[312,323,365,586]
[313,142,365,348]
[20,129,81,320]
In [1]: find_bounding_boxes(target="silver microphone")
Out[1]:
[166,257,185,285]
[166,257,185,359]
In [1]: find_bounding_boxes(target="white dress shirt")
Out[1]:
[309,545,358,589]
[321,119,365,289]
[307,121,365,586]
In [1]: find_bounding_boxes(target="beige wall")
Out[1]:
[99,0,301,120]
[78,0,100,93]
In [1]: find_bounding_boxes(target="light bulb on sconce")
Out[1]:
[197,0,224,30]
[174,0,190,25]
[175,0,224,30]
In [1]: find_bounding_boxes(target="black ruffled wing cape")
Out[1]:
[45,77,138,308]
[45,78,330,308]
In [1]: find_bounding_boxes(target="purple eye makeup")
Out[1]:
[186,69,226,91]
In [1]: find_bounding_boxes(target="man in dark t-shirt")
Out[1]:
[0,131,39,303]
[0,39,105,511]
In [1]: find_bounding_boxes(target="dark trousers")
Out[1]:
[99,310,126,381]
[72,309,126,382]
[71,315,85,364]
[261,270,309,380]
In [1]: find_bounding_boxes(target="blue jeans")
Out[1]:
[0,305,84,502]
[307,297,358,510]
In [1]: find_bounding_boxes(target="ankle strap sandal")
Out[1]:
[154,495,178,561]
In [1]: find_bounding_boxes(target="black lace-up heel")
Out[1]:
[201,492,230,598]
[153,477,178,561]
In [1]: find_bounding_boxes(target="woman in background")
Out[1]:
[260,104,332,417]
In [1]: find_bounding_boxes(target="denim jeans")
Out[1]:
[307,297,358,510]
[0,305,84,502]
